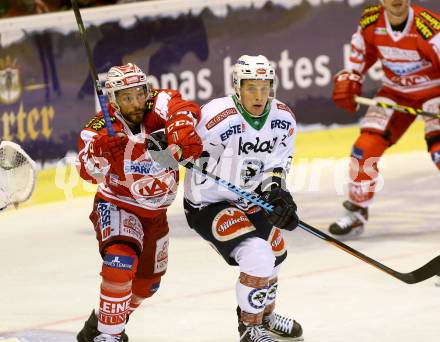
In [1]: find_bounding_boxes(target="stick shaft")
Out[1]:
[184,161,440,284]
[70,0,115,136]
[355,96,440,119]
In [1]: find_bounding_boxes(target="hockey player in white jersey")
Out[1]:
[184,55,304,342]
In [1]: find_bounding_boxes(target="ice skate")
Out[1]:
[263,312,303,341]
[77,310,128,342]
[329,201,368,238]
[238,321,277,342]
[92,334,124,342]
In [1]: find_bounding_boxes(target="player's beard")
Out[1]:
[124,109,145,127]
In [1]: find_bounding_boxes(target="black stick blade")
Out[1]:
[399,255,440,284]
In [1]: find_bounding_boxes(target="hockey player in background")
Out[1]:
[184,55,304,342]
[76,63,202,341]
[329,1,440,238]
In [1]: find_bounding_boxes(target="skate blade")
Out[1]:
[267,331,304,342]
[329,226,364,241]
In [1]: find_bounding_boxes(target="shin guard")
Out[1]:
[98,244,138,335]
[348,132,389,206]
[128,276,161,315]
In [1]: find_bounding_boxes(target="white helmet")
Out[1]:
[232,55,276,101]
[105,63,151,106]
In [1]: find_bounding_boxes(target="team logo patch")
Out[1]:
[431,150,440,164]
[85,116,116,131]
[97,202,119,241]
[271,119,292,131]
[212,208,255,241]
[351,146,364,160]
[120,210,144,244]
[238,136,278,155]
[419,11,440,32]
[415,16,434,40]
[248,288,268,310]
[359,5,381,29]
[150,282,161,293]
[266,283,278,302]
[154,234,169,273]
[130,170,178,208]
[220,123,244,141]
[349,181,376,203]
[103,254,134,270]
[378,46,421,61]
[124,160,163,175]
[361,105,389,130]
[374,27,387,35]
[240,159,264,188]
[267,227,286,257]
[381,60,429,77]
[360,13,380,29]
[205,108,238,130]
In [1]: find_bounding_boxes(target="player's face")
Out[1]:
[382,0,410,20]
[240,80,271,117]
[115,86,148,127]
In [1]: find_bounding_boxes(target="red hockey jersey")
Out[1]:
[347,4,440,99]
[77,89,200,217]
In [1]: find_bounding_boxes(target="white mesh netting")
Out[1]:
[0,141,36,209]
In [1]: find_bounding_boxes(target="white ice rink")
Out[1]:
[1,151,439,342]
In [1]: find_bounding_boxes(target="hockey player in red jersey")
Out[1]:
[76,63,202,341]
[329,0,440,238]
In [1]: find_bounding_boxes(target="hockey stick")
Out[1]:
[355,96,440,119]
[182,160,440,284]
[70,0,115,136]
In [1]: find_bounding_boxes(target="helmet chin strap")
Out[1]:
[110,101,121,115]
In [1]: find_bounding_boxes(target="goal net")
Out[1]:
[0,141,37,209]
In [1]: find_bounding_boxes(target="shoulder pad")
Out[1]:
[85,115,116,131]
[415,10,440,40]
[275,102,296,120]
[359,5,382,29]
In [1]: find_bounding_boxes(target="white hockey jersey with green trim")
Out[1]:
[184,95,296,211]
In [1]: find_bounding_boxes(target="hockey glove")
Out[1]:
[146,129,178,170]
[165,113,203,161]
[333,70,363,113]
[262,187,298,231]
[89,132,128,177]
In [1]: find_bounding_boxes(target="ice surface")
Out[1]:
[0,151,439,341]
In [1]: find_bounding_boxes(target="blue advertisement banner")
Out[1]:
[0,0,439,162]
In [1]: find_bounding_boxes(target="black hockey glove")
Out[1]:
[262,187,298,231]
[146,129,178,170]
